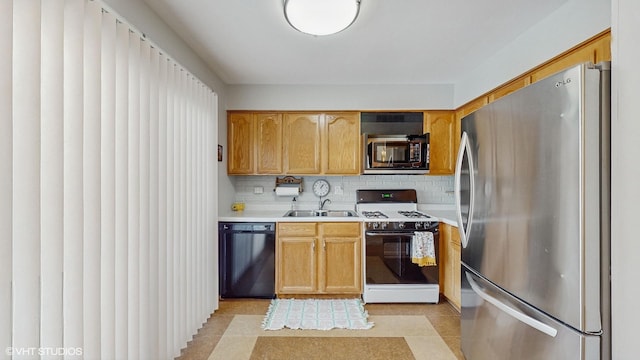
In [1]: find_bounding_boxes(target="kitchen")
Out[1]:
[2,0,639,359]
[217,55,610,359]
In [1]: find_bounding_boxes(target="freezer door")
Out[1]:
[458,63,605,333]
[462,269,600,360]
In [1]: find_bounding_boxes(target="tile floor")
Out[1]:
[176,298,464,360]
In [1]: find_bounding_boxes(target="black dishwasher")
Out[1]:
[219,222,276,298]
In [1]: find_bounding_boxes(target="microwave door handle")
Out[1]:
[455,132,475,249]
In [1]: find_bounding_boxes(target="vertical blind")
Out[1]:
[0,0,218,359]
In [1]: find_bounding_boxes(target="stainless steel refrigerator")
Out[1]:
[455,62,611,360]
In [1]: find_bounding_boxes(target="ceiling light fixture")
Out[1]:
[283,0,361,36]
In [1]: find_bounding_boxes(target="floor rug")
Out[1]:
[261,299,374,331]
[250,337,414,360]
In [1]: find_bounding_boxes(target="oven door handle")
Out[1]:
[365,231,418,237]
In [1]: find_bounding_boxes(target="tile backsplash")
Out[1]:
[231,175,454,209]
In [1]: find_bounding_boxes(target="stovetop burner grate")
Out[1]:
[398,210,431,219]
[361,211,388,219]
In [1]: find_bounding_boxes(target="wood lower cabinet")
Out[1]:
[276,222,361,295]
[441,223,461,311]
[320,222,362,293]
[277,223,318,293]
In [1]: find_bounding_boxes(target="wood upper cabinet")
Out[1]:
[459,31,611,114]
[256,113,283,174]
[227,112,282,174]
[283,113,322,174]
[323,112,361,175]
[424,111,456,175]
[456,95,489,121]
[227,112,254,174]
[531,31,610,83]
[228,111,361,175]
[488,75,532,103]
[441,223,461,311]
[276,222,361,295]
[455,31,611,132]
[532,44,599,83]
[283,112,360,175]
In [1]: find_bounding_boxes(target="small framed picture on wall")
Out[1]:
[218,145,223,162]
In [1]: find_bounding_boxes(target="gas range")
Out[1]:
[357,189,440,304]
[356,189,438,231]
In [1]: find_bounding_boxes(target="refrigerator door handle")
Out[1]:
[455,131,474,248]
[466,272,558,338]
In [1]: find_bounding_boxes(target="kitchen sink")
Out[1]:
[283,210,358,217]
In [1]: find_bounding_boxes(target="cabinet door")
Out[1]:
[450,228,461,309]
[255,113,283,174]
[319,223,362,294]
[283,113,322,174]
[442,224,453,298]
[323,113,361,175]
[424,111,456,175]
[276,237,317,294]
[277,223,318,294]
[442,223,461,310]
[227,112,254,174]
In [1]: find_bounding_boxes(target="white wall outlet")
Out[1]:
[334,185,343,195]
[254,186,264,194]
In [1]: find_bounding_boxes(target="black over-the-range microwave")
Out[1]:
[363,133,430,174]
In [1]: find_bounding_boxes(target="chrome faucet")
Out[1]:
[319,198,331,210]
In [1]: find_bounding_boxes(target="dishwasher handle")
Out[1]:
[220,223,275,232]
[223,230,275,235]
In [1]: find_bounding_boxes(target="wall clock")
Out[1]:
[312,179,330,198]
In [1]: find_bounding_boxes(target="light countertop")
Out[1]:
[219,204,458,227]
[218,209,361,223]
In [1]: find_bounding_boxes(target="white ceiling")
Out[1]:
[143,0,568,86]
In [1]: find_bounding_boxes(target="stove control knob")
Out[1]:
[381,222,388,230]
[415,222,422,230]
[398,222,405,229]
[372,222,379,229]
